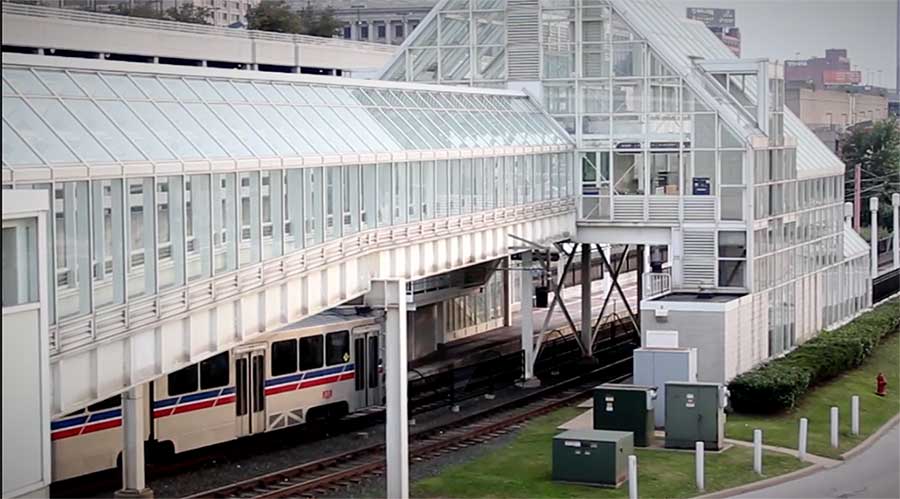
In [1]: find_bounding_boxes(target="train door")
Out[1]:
[234,345,267,437]
[351,327,383,408]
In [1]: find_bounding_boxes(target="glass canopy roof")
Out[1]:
[1,62,569,169]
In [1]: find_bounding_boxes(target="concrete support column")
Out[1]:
[870,197,879,278]
[580,244,592,357]
[521,251,534,380]
[892,193,899,269]
[636,245,644,318]
[114,386,152,498]
[502,255,512,327]
[372,279,409,499]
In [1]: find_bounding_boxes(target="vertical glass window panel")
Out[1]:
[28,98,112,162]
[721,187,744,221]
[376,164,393,227]
[64,100,146,161]
[693,113,716,148]
[544,83,576,115]
[408,161,421,222]
[449,160,462,215]
[208,103,275,156]
[91,179,126,308]
[126,178,157,298]
[342,165,360,235]
[184,103,253,158]
[3,68,52,96]
[213,173,238,273]
[720,151,744,185]
[132,76,173,100]
[154,102,228,158]
[421,160,435,219]
[612,81,643,114]
[436,160,450,216]
[612,42,644,77]
[284,169,304,252]
[718,260,746,287]
[649,153,680,195]
[157,177,186,290]
[54,182,92,318]
[262,170,283,260]
[1,219,39,307]
[718,231,747,257]
[304,168,323,246]
[692,151,716,195]
[70,72,116,98]
[581,82,611,114]
[720,123,743,148]
[361,165,377,230]
[186,175,212,281]
[463,158,475,212]
[473,158,485,209]
[502,156,515,206]
[105,101,189,160]
[612,152,644,195]
[2,121,43,165]
[392,163,408,224]
[581,44,610,77]
[239,172,262,266]
[324,166,341,241]
[255,105,318,154]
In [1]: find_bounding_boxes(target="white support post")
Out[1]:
[503,255,512,327]
[830,406,839,448]
[628,455,638,499]
[851,395,860,436]
[695,441,705,492]
[580,244,592,356]
[892,193,899,269]
[115,386,152,498]
[798,418,808,461]
[870,197,879,278]
[844,202,854,228]
[753,429,762,475]
[521,250,534,380]
[375,279,410,499]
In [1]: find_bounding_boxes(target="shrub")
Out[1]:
[729,299,900,414]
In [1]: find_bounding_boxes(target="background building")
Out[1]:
[786,82,890,149]
[4,0,259,27]
[686,7,740,56]
[301,0,433,44]
[785,49,862,88]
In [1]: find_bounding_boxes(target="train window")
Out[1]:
[325,330,350,366]
[199,351,230,390]
[87,394,122,412]
[168,365,199,396]
[271,339,298,376]
[298,335,323,371]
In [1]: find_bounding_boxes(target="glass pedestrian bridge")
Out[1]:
[1,54,576,415]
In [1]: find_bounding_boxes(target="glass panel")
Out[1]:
[157,177,185,290]
[233,104,296,156]
[125,178,156,298]
[101,74,144,99]
[284,170,304,252]
[238,172,261,266]
[304,167,323,246]
[110,101,193,160]
[282,106,341,153]
[155,102,227,158]
[721,186,744,221]
[718,260,745,287]
[232,81,265,102]
[185,78,223,101]
[54,182,92,317]
[132,75,173,99]
[262,170,283,260]
[213,173,237,273]
[2,121,43,165]
[257,105,319,154]
[64,100,145,161]
[207,103,273,156]
[393,163,408,223]
[186,175,212,281]
[720,151,743,185]
[299,335,323,370]
[29,98,112,162]
[377,164,393,227]
[613,152,644,194]
[693,150,716,195]
[719,231,747,258]
[91,180,125,308]
[3,68,51,96]
[324,166,341,240]
[183,103,252,157]
[361,164,377,230]
[159,77,199,101]
[70,72,116,98]
[342,165,359,235]
[649,152,679,195]
[210,80,245,102]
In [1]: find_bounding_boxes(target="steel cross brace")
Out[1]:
[591,244,639,345]
[530,244,585,374]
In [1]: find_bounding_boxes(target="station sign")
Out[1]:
[686,7,736,28]
[692,177,711,195]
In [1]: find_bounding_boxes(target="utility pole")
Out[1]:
[854,164,861,232]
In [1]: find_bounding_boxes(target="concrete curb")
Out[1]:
[695,462,824,499]
[840,412,900,461]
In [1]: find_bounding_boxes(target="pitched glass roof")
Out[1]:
[1,59,570,169]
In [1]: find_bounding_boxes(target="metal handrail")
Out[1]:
[2,3,396,53]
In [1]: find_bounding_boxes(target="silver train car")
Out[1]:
[50,309,384,482]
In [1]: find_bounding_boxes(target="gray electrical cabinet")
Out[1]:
[664,382,727,450]
[552,429,633,487]
[593,384,656,447]
[633,347,698,427]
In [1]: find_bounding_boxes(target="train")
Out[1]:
[50,308,385,482]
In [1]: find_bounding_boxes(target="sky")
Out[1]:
[660,0,899,89]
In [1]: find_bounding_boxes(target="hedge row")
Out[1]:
[728,299,900,414]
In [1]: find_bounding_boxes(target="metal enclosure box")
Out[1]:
[593,384,655,447]
[633,347,697,427]
[553,429,633,487]
[664,382,726,450]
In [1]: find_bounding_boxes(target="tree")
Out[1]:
[247,0,303,34]
[299,5,341,38]
[166,4,214,25]
[109,3,164,20]
[840,116,900,230]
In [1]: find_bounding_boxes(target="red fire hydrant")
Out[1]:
[876,372,888,397]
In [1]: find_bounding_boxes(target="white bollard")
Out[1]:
[695,441,705,491]
[798,418,808,461]
[628,455,638,499]
[851,395,860,436]
[831,406,840,448]
[753,429,763,474]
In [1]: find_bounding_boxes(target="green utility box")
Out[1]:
[593,384,656,447]
[664,382,727,450]
[552,429,633,487]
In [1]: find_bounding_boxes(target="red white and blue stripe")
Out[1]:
[51,409,122,441]
[264,364,355,396]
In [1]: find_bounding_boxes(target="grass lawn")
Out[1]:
[412,407,807,499]
[726,331,900,459]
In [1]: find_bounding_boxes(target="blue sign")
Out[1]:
[692,177,711,195]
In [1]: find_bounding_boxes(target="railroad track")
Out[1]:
[188,357,632,499]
